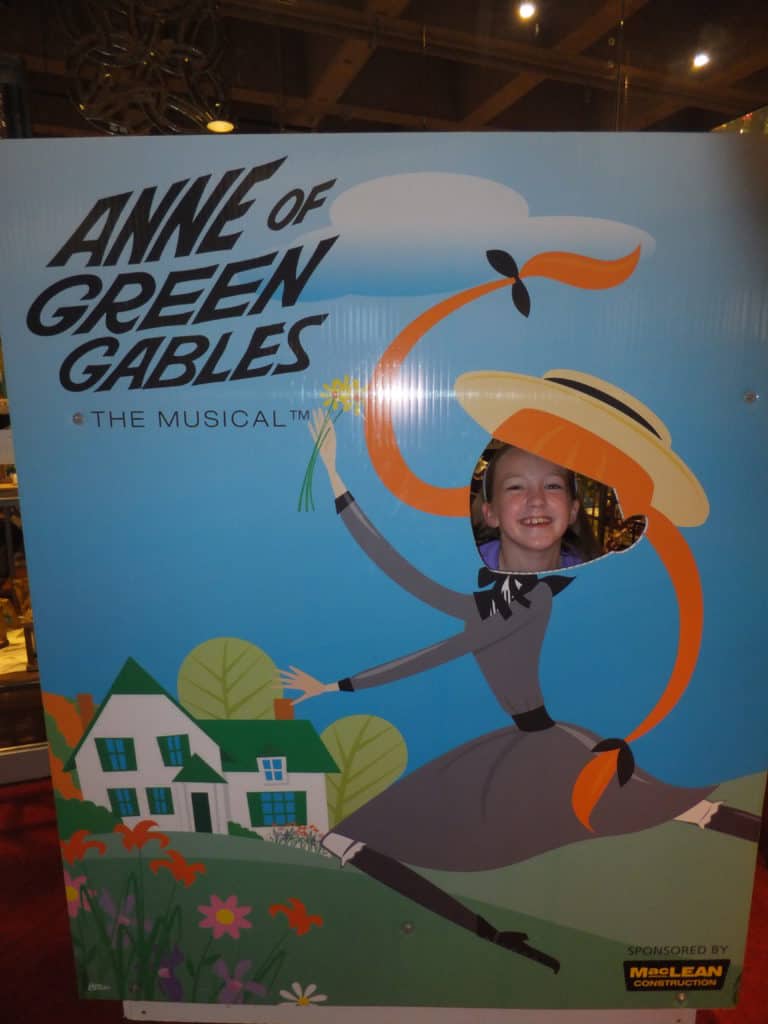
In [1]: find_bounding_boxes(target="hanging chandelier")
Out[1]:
[60,0,233,135]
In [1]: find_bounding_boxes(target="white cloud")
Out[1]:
[292,173,655,299]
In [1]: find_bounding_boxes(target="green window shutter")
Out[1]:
[158,734,190,767]
[293,791,307,825]
[107,788,139,816]
[247,790,307,827]
[96,737,137,772]
[247,792,264,827]
[96,739,109,771]
[147,787,174,814]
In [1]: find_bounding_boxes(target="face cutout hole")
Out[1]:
[470,440,646,572]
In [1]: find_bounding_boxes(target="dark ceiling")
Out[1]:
[2,0,768,138]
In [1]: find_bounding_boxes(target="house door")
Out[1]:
[191,792,213,833]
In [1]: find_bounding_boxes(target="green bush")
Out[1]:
[227,820,264,841]
[55,795,121,838]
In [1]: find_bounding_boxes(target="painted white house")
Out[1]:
[65,657,338,837]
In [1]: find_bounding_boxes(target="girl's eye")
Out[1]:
[545,482,565,490]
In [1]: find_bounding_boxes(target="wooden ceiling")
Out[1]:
[2,0,768,138]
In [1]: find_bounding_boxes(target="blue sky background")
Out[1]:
[0,133,766,788]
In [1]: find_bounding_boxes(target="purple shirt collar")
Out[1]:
[478,539,581,571]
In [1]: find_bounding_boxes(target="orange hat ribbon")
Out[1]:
[496,410,704,832]
[365,247,641,515]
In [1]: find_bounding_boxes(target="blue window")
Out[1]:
[158,734,190,767]
[147,787,174,815]
[260,756,286,782]
[107,788,140,816]
[247,790,306,827]
[96,737,137,772]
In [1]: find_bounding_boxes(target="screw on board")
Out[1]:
[743,391,759,403]
[401,921,415,934]
[72,412,84,424]
[675,990,687,1003]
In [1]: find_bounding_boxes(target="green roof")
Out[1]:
[173,754,226,783]
[110,658,169,696]
[64,657,338,776]
[198,720,338,773]
[64,657,197,770]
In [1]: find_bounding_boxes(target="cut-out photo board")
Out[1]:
[0,133,766,1016]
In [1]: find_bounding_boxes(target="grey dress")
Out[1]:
[332,494,714,872]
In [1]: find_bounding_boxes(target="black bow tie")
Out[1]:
[473,569,575,620]
[474,569,537,620]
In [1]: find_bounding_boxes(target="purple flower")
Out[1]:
[99,889,152,946]
[158,945,185,1001]
[213,958,267,1004]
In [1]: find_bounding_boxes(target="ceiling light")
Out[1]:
[692,52,711,69]
[518,3,537,20]
[206,119,235,133]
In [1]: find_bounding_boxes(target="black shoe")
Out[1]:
[492,929,528,946]
[477,918,560,974]
[705,805,761,842]
[493,930,561,974]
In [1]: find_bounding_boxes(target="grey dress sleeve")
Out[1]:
[338,630,476,692]
[335,492,474,621]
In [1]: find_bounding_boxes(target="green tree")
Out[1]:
[321,715,407,827]
[177,637,278,719]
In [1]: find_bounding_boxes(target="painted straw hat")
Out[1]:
[454,368,709,527]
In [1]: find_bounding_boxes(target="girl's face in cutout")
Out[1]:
[482,448,579,572]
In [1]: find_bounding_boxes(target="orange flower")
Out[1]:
[60,830,107,865]
[149,849,206,887]
[269,897,323,936]
[114,820,170,851]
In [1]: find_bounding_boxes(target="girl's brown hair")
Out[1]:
[480,443,602,563]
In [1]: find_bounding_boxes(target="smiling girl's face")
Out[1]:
[482,447,579,572]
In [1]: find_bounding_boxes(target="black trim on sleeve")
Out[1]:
[335,492,354,514]
[512,705,556,732]
[337,677,355,692]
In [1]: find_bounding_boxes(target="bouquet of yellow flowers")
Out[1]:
[298,376,365,511]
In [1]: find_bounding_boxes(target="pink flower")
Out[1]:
[63,870,87,919]
[198,895,252,940]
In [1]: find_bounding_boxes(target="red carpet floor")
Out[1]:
[1,776,766,1023]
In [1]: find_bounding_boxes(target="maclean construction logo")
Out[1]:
[624,959,730,992]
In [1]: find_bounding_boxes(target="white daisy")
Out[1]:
[279,981,328,1006]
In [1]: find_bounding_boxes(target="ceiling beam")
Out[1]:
[221,0,768,114]
[290,0,410,129]
[21,3,768,136]
[21,54,455,133]
[229,84,456,130]
[461,0,649,128]
[625,48,768,129]
[31,122,101,138]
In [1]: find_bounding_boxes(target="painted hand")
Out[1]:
[310,408,337,478]
[280,665,337,705]
[309,408,346,498]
